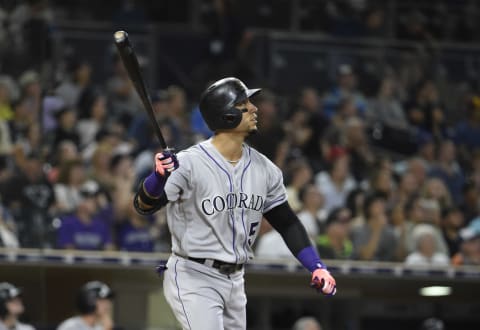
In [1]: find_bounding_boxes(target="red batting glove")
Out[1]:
[155,151,178,176]
[310,268,336,296]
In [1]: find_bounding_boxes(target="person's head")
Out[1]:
[78,90,107,121]
[54,107,77,130]
[57,159,85,186]
[344,117,367,145]
[292,316,322,330]
[420,317,444,330]
[399,171,418,197]
[298,184,324,211]
[413,226,437,257]
[346,188,366,218]
[337,64,356,91]
[422,178,451,209]
[109,152,134,178]
[325,207,352,239]
[405,196,425,223]
[390,203,406,226]
[436,139,456,164]
[286,159,312,188]
[76,180,101,216]
[167,85,187,117]
[199,77,260,135]
[299,87,320,113]
[0,282,24,320]
[441,207,464,230]
[407,158,427,185]
[369,168,393,196]
[328,148,349,181]
[76,281,114,317]
[363,192,387,220]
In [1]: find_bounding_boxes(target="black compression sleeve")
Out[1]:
[263,202,313,256]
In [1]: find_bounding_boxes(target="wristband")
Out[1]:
[296,246,325,273]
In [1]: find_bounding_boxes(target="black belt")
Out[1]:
[188,257,243,275]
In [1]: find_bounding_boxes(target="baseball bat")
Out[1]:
[113,30,169,150]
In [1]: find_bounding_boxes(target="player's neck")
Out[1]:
[211,132,244,162]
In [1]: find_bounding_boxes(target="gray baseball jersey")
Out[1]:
[164,138,287,264]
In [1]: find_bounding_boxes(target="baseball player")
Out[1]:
[134,77,336,330]
[56,281,114,330]
[0,282,35,330]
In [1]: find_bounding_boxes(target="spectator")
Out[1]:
[441,207,464,257]
[53,159,86,215]
[116,200,154,252]
[106,54,142,122]
[405,225,450,266]
[343,117,375,182]
[56,59,93,108]
[0,204,19,248]
[298,88,330,172]
[285,159,313,213]
[367,76,409,130]
[56,180,114,251]
[52,107,80,150]
[17,70,41,122]
[314,147,356,213]
[393,171,419,207]
[323,64,367,118]
[421,177,453,210]
[296,184,326,238]
[0,152,55,248]
[247,90,288,166]
[405,80,446,139]
[459,181,479,225]
[451,219,480,266]
[453,95,480,163]
[57,281,114,330]
[390,202,411,261]
[76,91,108,149]
[351,193,398,261]
[346,188,366,229]
[128,90,169,153]
[428,140,465,204]
[292,316,322,330]
[316,207,353,260]
[0,282,35,330]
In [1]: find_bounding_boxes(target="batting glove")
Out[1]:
[155,150,179,177]
[310,268,336,296]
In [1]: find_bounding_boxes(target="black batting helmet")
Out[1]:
[76,281,114,315]
[199,77,261,131]
[0,282,22,319]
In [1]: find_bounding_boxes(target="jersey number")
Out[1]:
[247,222,259,246]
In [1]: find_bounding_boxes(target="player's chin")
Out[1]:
[247,127,258,136]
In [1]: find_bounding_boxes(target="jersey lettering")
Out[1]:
[247,221,259,246]
[200,193,264,216]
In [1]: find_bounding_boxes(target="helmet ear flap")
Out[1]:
[221,107,243,129]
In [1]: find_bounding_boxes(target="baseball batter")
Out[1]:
[134,77,336,330]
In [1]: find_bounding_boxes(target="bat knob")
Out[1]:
[114,30,128,43]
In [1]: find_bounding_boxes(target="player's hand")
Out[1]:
[155,150,179,177]
[310,268,336,296]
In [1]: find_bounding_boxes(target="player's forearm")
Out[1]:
[264,202,325,271]
[133,183,168,215]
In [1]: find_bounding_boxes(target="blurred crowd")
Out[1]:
[0,0,480,270]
